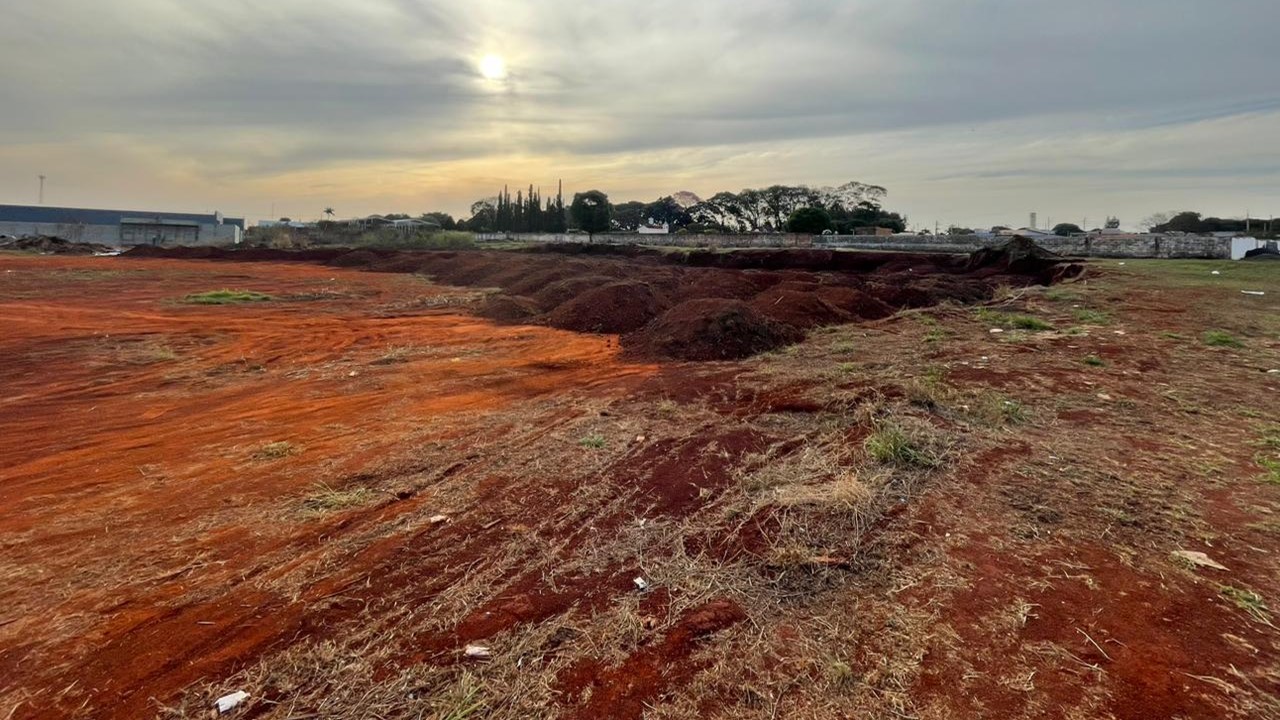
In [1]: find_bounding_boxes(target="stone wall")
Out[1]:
[476,232,1231,259]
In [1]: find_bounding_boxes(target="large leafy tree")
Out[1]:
[420,212,456,230]
[786,207,833,234]
[570,190,612,240]
[610,201,645,231]
[1052,223,1083,236]
[689,181,902,233]
[643,196,694,230]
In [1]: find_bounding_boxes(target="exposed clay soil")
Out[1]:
[2,250,1277,720]
[126,238,1078,360]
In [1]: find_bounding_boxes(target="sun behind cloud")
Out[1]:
[478,54,507,80]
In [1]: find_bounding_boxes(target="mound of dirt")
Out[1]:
[327,249,385,268]
[545,281,666,334]
[671,268,769,302]
[627,299,803,361]
[533,275,617,311]
[1,236,114,255]
[478,294,543,322]
[749,288,849,329]
[1243,244,1280,261]
[966,236,1066,277]
[814,286,895,320]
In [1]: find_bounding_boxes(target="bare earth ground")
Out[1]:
[0,252,1277,719]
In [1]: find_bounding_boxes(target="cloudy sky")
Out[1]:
[2,0,1278,229]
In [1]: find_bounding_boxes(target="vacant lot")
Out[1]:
[1,250,1277,719]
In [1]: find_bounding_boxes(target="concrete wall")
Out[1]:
[475,232,813,248]
[0,221,240,246]
[477,232,1231,259]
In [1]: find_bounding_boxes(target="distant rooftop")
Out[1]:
[0,203,245,230]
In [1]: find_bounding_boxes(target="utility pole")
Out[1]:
[38,175,45,204]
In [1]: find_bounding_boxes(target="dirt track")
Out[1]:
[2,252,1278,719]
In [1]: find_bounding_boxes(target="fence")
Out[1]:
[475,232,1233,259]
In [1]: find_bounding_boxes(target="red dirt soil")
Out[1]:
[125,239,1076,361]
[0,255,656,719]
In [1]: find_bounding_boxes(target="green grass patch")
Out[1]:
[864,423,941,468]
[1202,330,1244,348]
[1072,308,1111,325]
[579,434,607,449]
[1220,585,1272,624]
[1257,455,1280,485]
[183,289,274,305]
[976,308,1053,331]
[1083,354,1106,367]
[1044,287,1083,302]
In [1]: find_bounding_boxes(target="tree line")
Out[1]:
[460,180,907,235]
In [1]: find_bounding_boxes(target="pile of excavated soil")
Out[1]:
[628,299,803,361]
[1,236,114,255]
[478,294,542,322]
[125,239,1082,361]
[544,281,667,334]
[966,235,1084,282]
[749,287,849,328]
[1243,246,1280,261]
[532,275,617,311]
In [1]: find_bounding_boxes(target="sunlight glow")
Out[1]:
[479,54,507,80]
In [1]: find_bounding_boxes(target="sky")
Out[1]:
[1,0,1278,230]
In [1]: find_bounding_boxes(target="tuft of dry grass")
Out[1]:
[253,441,298,460]
[301,482,377,514]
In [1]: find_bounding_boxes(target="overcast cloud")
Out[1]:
[2,0,1278,228]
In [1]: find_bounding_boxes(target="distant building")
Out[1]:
[854,226,894,236]
[999,227,1055,239]
[0,204,243,246]
[638,221,669,235]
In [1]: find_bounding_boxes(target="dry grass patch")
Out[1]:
[301,482,378,514]
[253,441,298,460]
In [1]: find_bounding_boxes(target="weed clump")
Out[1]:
[976,308,1053,331]
[1072,308,1111,325]
[1203,330,1244,348]
[864,423,941,469]
[183,289,274,305]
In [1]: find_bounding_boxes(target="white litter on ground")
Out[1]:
[214,690,250,714]
[1172,550,1228,571]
